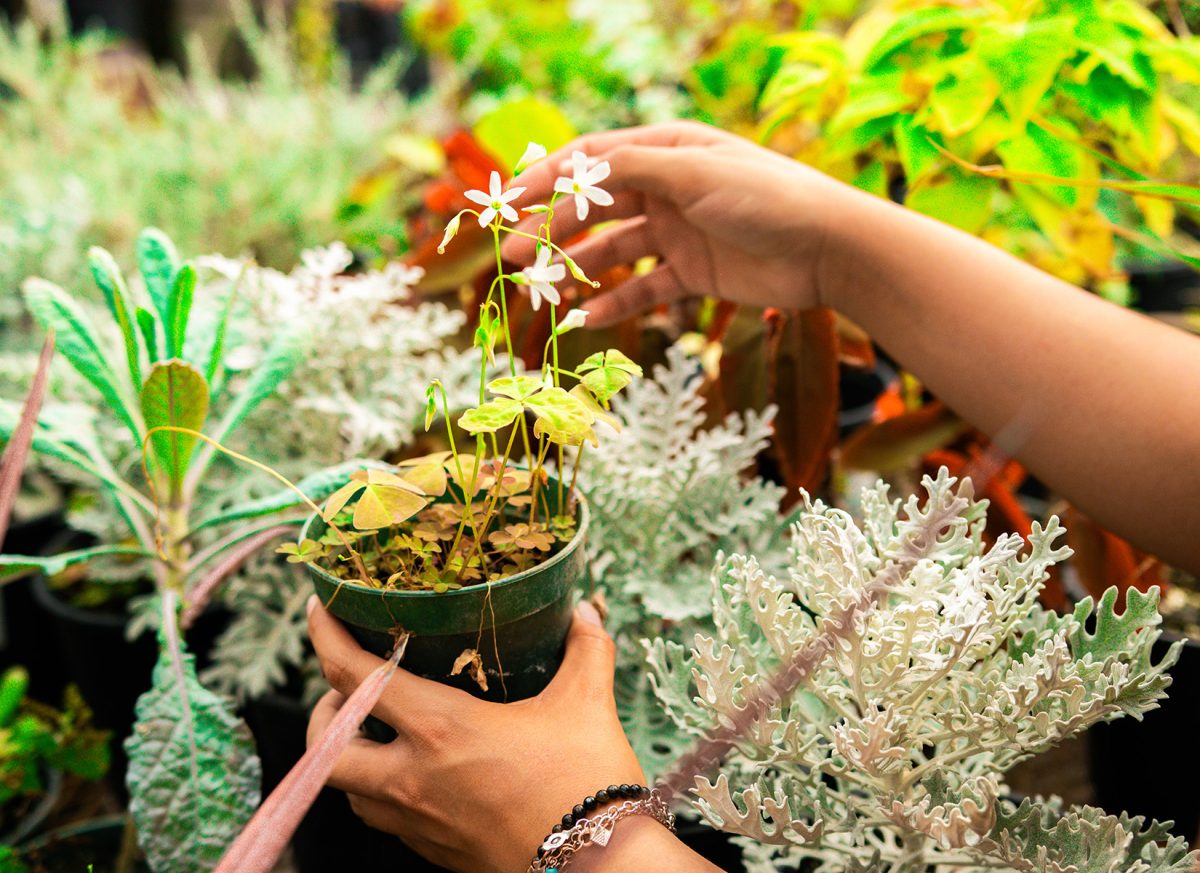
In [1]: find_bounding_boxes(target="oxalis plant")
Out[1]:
[648,470,1197,873]
[0,229,401,873]
[286,144,639,641]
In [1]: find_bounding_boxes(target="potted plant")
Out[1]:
[287,143,638,703]
[0,666,108,852]
[646,470,1196,870]
[0,228,453,871]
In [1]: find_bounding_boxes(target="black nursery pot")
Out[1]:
[1088,631,1200,840]
[15,815,151,873]
[302,480,589,704]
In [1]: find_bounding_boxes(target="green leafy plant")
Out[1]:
[290,145,639,614]
[760,0,1200,293]
[648,470,1196,872]
[0,667,108,838]
[0,228,419,872]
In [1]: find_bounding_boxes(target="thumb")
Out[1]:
[543,601,616,701]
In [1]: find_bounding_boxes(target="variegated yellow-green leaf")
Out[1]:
[577,349,644,404]
[487,375,544,401]
[323,470,428,530]
[570,385,622,434]
[141,360,209,499]
[401,463,447,497]
[525,387,595,446]
[458,397,523,434]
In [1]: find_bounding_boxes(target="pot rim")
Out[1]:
[300,480,590,603]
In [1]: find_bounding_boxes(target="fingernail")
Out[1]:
[306,594,319,617]
[576,601,602,626]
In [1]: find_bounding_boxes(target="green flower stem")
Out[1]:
[489,223,533,462]
[435,381,468,501]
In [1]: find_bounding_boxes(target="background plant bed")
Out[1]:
[302,480,589,705]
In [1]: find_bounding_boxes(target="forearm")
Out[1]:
[570,816,724,873]
[820,186,1200,573]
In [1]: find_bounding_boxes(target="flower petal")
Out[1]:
[536,282,561,306]
[498,203,519,224]
[574,193,589,222]
[583,186,614,206]
[477,207,496,227]
[545,263,567,282]
[553,177,575,195]
[515,142,547,173]
[464,189,492,207]
[582,161,611,185]
[500,185,526,204]
[488,170,503,198]
[571,150,589,178]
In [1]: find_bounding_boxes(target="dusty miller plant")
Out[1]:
[647,470,1196,872]
[579,344,794,778]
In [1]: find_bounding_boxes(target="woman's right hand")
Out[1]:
[502,120,864,326]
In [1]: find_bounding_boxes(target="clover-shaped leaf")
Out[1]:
[524,386,595,446]
[487,375,545,401]
[275,538,328,564]
[570,384,622,434]
[577,349,643,403]
[323,469,429,530]
[458,397,523,434]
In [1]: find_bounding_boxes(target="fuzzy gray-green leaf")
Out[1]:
[126,633,261,873]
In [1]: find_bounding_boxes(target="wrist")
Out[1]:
[811,176,886,315]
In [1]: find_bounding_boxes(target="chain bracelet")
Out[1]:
[527,791,675,872]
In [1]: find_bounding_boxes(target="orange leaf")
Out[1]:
[1064,507,1166,608]
[840,402,969,472]
[765,308,840,506]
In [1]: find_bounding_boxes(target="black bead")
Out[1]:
[607,785,620,798]
[562,813,574,828]
[537,847,545,858]
[551,824,562,834]
[583,796,597,811]
[595,789,610,804]
[572,804,585,819]
[619,784,632,797]
[640,785,651,798]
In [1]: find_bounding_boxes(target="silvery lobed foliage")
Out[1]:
[580,345,793,778]
[647,471,1196,872]
[183,245,479,698]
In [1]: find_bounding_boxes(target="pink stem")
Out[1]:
[212,633,409,873]
[180,525,294,629]
[0,331,55,547]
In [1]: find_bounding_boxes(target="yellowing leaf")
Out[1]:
[141,360,209,499]
[577,349,644,403]
[323,470,429,530]
[458,398,523,434]
[487,375,544,401]
[401,463,448,497]
[525,387,595,446]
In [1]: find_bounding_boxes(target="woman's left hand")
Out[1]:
[306,597,645,873]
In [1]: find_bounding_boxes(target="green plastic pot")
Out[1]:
[302,479,588,705]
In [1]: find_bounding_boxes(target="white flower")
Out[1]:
[465,171,526,227]
[554,308,589,335]
[515,142,547,173]
[515,247,565,311]
[437,212,461,253]
[554,151,613,221]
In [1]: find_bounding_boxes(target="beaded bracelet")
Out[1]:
[527,785,675,872]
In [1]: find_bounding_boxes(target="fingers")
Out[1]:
[541,602,617,704]
[308,598,459,729]
[305,690,397,801]
[512,120,726,202]
[558,217,656,280]
[583,263,687,328]
[501,192,644,264]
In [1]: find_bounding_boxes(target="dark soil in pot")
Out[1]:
[14,815,150,873]
[1088,631,1200,839]
[243,686,450,873]
[303,480,589,707]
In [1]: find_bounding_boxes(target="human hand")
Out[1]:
[501,120,862,327]
[306,598,645,873]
